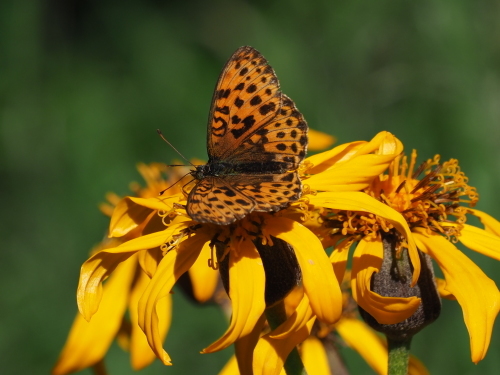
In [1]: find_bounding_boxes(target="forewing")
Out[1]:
[231,94,308,169]
[187,177,255,225]
[207,46,282,160]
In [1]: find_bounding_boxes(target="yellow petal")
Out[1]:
[408,355,430,375]
[78,223,188,321]
[253,317,315,375]
[129,270,171,370]
[109,197,153,238]
[330,237,353,284]
[305,131,403,192]
[188,241,220,302]
[269,293,314,339]
[52,256,136,375]
[301,336,330,375]
[335,317,388,375]
[459,224,500,261]
[469,208,500,237]
[108,194,184,238]
[218,355,240,375]
[351,238,421,324]
[234,314,268,375]
[265,217,342,325]
[138,231,210,365]
[413,229,500,363]
[309,191,420,285]
[435,277,456,300]
[307,129,336,151]
[305,140,366,174]
[203,239,266,352]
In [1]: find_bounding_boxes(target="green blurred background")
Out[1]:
[1,0,499,374]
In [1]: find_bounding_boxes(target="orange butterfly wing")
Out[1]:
[187,46,308,225]
[187,173,302,225]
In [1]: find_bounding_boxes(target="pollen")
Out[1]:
[369,151,478,239]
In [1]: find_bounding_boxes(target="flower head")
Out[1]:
[315,150,500,362]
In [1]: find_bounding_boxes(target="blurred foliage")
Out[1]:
[1,0,499,374]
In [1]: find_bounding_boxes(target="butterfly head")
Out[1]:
[192,164,209,181]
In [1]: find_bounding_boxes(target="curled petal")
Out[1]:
[307,128,336,151]
[78,223,189,320]
[265,217,342,324]
[414,229,500,363]
[469,208,500,237]
[52,257,136,375]
[129,270,171,370]
[459,224,500,261]
[301,336,330,375]
[109,197,154,238]
[138,231,210,364]
[435,277,456,300]
[305,131,403,191]
[308,191,420,285]
[305,141,365,173]
[269,293,313,339]
[253,317,315,375]
[188,241,220,303]
[203,239,266,353]
[351,238,421,324]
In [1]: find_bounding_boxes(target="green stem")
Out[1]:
[387,336,412,375]
[265,302,307,375]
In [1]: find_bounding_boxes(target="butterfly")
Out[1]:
[187,46,308,225]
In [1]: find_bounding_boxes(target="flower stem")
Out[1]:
[265,302,307,375]
[387,337,412,375]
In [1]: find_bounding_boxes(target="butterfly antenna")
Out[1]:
[159,172,192,196]
[157,129,195,167]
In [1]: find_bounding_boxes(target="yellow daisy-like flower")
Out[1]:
[316,150,500,363]
[75,131,416,372]
[53,163,186,374]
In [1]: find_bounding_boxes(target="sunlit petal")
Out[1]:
[306,132,402,191]
[269,293,313,339]
[218,355,239,375]
[330,237,353,284]
[188,241,220,302]
[129,270,171,370]
[469,208,500,237]
[309,191,420,285]
[336,317,388,375]
[77,224,188,320]
[138,231,211,364]
[52,256,136,375]
[435,277,456,300]
[301,336,330,375]
[336,317,429,375]
[351,238,421,324]
[265,217,342,324]
[234,314,267,375]
[414,229,500,363]
[459,224,500,261]
[203,239,266,353]
[253,317,315,375]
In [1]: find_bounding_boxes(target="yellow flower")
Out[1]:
[316,150,500,363]
[220,273,430,375]
[75,131,416,371]
[53,163,182,374]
